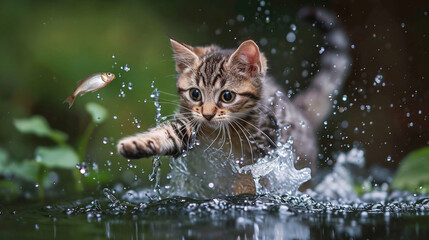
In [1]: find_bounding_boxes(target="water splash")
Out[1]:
[164,136,311,198]
[314,148,365,200]
[241,137,311,195]
[149,82,162,196]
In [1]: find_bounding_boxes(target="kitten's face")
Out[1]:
[171,39,267,128]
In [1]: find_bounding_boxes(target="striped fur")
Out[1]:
[118,8,350,195]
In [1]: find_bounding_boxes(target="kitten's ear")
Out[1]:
[170,39,199,73]
[227,40,265,77]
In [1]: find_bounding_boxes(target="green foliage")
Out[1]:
[35,146,79,169]
[5,160,39,182]
[392,146,429,192]
[13,116,68,145]
[0,180,19,201]
[85,102,108,124]
[82,170,113,185]
[0,148,7,166]
[0,148,39,182]
[0,105,114,200]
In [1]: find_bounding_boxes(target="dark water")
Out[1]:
[1,193,429,239]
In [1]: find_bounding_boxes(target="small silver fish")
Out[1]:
[64,72,115,108]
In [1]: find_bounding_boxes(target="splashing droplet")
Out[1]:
[286,32,296,43]
[123,64,130,72]
[374,74,383,85]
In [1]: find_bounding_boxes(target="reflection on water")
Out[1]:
[1,193,429,239]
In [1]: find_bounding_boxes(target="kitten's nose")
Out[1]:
[203,114,215,121]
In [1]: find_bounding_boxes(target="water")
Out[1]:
[1,192,429,239]
[1,145,429,239]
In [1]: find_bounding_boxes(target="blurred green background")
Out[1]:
[0,0,428,200]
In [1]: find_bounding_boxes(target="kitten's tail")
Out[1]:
[293,8,351,128]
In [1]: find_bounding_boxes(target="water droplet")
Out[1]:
[102,137,108,144]
[386,156,392,162]
[236,14,245,22]
[286,32,296,43]
[123,64,130,72]
[290,24,296,31]
[319,47,325,54]
[342,95,348,101]
[271,48,277,54]
[112,54,115,59]
[301,70,308,78]
[118,89,126,98]
[208,182,215,188]
[113,116,118,120]
[127,82,133,90]
[265,16,270,23]
[374,74,383,85]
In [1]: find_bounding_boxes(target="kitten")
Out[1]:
[117,8,350,195]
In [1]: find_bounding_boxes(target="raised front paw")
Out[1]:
[117,135,160,159]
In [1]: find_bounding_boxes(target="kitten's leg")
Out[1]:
[118,118,193,159]
[231,173,256,195]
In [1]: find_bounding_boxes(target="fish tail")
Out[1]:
[63,95,76,109]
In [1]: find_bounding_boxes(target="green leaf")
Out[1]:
[86,102,108,124]
[3,160,39,182]
[35,146,79,169]
[13,116,68,143]
[82,170,113,185]
[392,146,429,191]
[0,148,8,167]
[0,180,20,200]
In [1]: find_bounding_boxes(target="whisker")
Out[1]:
[158,90,179,98]
[232,120,255,163]
[229,115,276,146]
[204,124,223,151]
[218,123,227,150]
[226,124,233,160]
[229,121,244,160]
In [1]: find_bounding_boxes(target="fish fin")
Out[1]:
[63,95,75,109]
[76,79,86,86]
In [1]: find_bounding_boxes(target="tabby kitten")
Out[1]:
[118,8,350,195]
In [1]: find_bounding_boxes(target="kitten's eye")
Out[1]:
[190,88,202,101]
[220,91,235,103]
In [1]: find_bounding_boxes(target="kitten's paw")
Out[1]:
[117,136,160,159]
